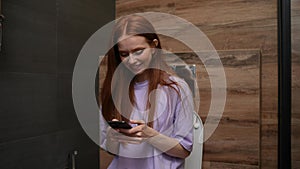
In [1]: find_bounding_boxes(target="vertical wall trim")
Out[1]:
[278,0,291,168]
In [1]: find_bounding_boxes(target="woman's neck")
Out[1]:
[134,72,148,82]
[134,71,149,82]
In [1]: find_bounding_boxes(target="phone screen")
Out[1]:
[108,121,132,129]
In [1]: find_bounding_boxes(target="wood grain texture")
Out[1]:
[165,50,260,168]
[100,149,114,169]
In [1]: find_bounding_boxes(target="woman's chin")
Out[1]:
[129,68,145,75]
[130,69,149,81]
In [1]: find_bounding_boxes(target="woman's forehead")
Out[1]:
[117,36,149,50]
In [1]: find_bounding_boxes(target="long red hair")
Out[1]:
[100,14,178,127]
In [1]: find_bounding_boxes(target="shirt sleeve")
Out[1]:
[172,78,194,152]
[99,107,109,151]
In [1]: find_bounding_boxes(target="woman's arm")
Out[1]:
[146,132,191,158]
[118,120,191,159]
[105,126,120,154]
[100,112,120,154]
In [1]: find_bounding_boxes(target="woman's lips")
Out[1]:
[131,64,142,71]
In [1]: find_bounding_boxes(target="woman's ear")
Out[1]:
[151,39,159,55]
[153,39,158,47]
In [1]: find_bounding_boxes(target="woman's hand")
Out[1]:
[118,120,159,139]
[105,119,121,154]
[108,119,150,144]
[118,120,190,158]
[110,119,190,158]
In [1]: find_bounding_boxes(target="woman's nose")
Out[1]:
[127,54,137,64]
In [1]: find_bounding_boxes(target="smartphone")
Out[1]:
[108,121,132,129]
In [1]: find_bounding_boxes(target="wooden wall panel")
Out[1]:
[165,50,260,169]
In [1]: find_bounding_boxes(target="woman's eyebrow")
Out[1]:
[131,47,145,52]
[119,47,146,53]
[118,49,128,53]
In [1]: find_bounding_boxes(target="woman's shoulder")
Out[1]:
[169,75,190,89]
[160,75,191,96]
[168,75,185,83]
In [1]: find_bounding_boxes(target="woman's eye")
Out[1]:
[133,49,144,55]
[120,52,129,57]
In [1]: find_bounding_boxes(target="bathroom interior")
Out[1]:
[0,0,299,169]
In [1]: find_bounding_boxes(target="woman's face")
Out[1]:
[117,36,155,75]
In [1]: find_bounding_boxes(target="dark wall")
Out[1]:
[0,0,114,169]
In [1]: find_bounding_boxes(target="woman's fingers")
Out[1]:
[119,124,145,136]
[109,119,157,142]
[114,133,144,144]
[130,119,145,125]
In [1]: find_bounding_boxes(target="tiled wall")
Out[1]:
[0,0,114,168]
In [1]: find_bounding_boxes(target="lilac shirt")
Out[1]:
[100,76,194,169]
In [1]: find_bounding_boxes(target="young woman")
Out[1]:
[99,14,194,169]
